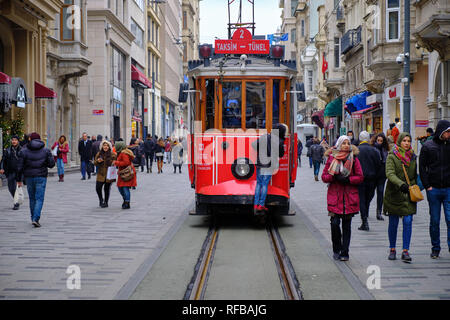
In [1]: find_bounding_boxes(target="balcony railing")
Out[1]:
[341,26,362,55]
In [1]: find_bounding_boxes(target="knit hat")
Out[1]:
[334,135,350,150]
[115,141,126,153]
[29,132,41,140]
[359,131,370,143]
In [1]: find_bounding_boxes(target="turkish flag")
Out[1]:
[322,53,328,74]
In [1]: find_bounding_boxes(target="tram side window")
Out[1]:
[222,82,242,128]
[273,80,280,125]
[205,79,215,130]
[246,82,266,129]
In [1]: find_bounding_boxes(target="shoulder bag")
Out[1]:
[401,164,424,202]
[118,165,134,182]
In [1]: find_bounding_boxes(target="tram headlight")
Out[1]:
[231,158,255,180]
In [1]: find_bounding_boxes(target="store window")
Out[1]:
[246,82,266,129]
[222,82,242,128]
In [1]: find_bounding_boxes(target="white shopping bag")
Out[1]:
[14,186,24,205]
[52,145,58,157]
[106,166,118,180]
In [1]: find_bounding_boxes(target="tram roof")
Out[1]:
[187,55,297,78]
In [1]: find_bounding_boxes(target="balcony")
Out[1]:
[47,37,92,78]
[341,26,361,55]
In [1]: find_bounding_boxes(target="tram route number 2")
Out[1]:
[182,304,267,317]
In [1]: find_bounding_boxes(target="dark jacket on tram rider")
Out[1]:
[253,123,286,169]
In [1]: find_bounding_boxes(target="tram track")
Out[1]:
[184,216,303,300]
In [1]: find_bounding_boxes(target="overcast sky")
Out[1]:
[199,0,282,44]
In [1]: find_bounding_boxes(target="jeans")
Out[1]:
[6,172,18,199]
[145,152,154,170]
[57,158,64,175]
[26,177,47,222]
[309,156,313,168]
[254,168,272,206]
[330,215,352,256]
[80,160,90,179]
[118,186,131,202]
[359,180,376,220]
[313,160,321,176]
[376,178,386,213]
[388,215,413,250]
[426,187,450,252]
[298,155,301,167]
[164,151,171,163]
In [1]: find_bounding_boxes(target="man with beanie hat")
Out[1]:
[357,130,382,230]
[17,132,55,227]
[419,120,450,259]
[0,135,22,210]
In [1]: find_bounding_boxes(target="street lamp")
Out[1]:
[403,0,411,134]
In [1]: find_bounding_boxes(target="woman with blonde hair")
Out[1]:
[154,138,165,174]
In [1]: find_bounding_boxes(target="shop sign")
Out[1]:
[415,120,429,127]
[16,85,26,108]
[92,109,104,115]
[351,113,362,119]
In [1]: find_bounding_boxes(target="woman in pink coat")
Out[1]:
[322,135,364,261]
[52,135,69,182]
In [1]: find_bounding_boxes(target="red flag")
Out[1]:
[322,53,328,74]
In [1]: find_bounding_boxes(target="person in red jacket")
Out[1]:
[112,141,136,209]
[51,135,69,182]
[322,135,364,261]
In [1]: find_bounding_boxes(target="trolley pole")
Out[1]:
[403,0,411,134]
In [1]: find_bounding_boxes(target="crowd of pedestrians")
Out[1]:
[299,119,449,263]
[1,131,185,227]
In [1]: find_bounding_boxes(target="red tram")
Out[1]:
[180,28,304,215]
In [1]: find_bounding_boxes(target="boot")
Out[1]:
[58,174,62,182]
[358,218,369,231]
[314,175,319,181]
[99,199,104,207]
[376,209,384,221]
[123,201,130,209]
[61,174,64,182]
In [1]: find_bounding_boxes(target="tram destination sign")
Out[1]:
[214,28,270,55]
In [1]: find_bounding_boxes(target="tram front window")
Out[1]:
[273,80,280,125]
[246,82,266,129]
[222,82,242,128]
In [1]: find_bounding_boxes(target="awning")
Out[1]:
[350,105,379,119]
[345,91,372,113]
[35,81,57,99]
[311,109,325,129]
[324,97,342,117]
[131,65,152,89]
[0,72,11,84]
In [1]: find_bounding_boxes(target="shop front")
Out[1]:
[383,83,402,133]
[131,64,151,139]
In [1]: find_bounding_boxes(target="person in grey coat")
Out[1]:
[172,140,184,173]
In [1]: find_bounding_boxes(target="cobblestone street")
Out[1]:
[0,164,193,299]
[0,157,449,300]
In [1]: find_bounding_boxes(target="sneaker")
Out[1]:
[13,203,19,210]
[339,255,349,261]
[81,177,86,180]
[401,251,412,263]
[430,250,440,259]
[32,221,41,228]
[333,252,340,260]
[388,249,396,260]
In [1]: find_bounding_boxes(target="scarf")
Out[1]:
[392,144,413,166]
[328,136,354,177]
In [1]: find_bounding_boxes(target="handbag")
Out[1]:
[118,165,134,182]
[156,152,163,157]
[106,166,117,181]
[401,164,424,202]
[14,186,24,205]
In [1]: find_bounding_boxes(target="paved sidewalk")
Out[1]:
[0,163,193,299]
[292,156,450,300]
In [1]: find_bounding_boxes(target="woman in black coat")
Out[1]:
[371,133,390,221]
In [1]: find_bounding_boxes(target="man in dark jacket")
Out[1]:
[297,139,303,168]
[17,132,55,227]
[252,123,286,215]
[144,134,155,173]
[305,136,313,168]
[310,138,324,181]
[419,119,450,259]
[91,134,103,175]
[0,135,22,210]
[78,132,92,180]
[357,130,382,231]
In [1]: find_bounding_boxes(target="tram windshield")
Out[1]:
[222,82,242,128]
[246,82,266,129]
